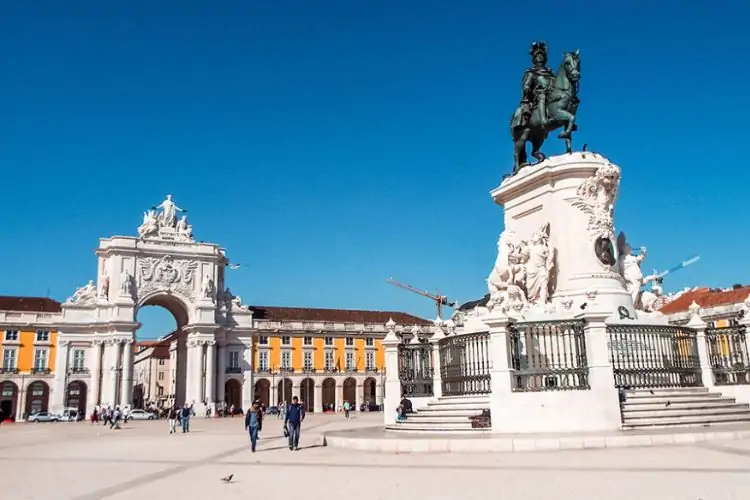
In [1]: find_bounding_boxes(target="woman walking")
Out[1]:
[244,401,263,453]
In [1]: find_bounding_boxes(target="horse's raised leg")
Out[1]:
[555,109,576,140]
[530,131,546,164]
[565,137,572,154]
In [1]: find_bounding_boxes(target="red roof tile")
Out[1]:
[248,306,431,325]
[659,287,750,314]
[0,296,62,313]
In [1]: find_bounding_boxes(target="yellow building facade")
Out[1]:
[0,297,65,421]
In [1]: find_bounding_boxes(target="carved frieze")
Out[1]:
[136,255,198,300]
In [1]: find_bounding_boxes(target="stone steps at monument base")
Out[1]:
[388,395,491,433]
[620,387,750,429]
[623,405,750,420]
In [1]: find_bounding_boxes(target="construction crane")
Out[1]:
[386,278,456,319]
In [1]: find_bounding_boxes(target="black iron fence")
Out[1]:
[438,332,491,396]
[705,325,750,385]
[607,325,702,389]
[398,342,434,397]
[508,319,589,392]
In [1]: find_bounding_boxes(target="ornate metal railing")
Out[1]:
[607,325,702,389]
[509,319,589,392]
[398,342,434,397]
[439,332,491,396]
[705,325,750,385]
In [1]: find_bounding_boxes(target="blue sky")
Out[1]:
[1,1,748,338]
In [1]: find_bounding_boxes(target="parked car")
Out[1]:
[128,409,155,420]
[265,406,279,415]
[27,411,58,423]
[360,402,382,412]
[58,408,81,422]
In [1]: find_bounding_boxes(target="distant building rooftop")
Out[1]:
[0,296,62,313]
[659,285,750,314]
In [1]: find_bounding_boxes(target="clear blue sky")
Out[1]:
[1,1,748,338]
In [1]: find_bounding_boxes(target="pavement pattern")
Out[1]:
[1,413,750,499]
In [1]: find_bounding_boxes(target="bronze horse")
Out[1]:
[511,51,581,174]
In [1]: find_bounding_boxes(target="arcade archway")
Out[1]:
[25,381,50,415]
[225,379,242,411]
[300,378,315,412]
[0,381,18,422]
[277,379,293,405]
[343,377,357,408]
[253,379,270,408]
[322,378,336,411]
[363,377,377,405]
[65,381,88,414]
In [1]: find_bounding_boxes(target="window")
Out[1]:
[303,351,313,370]
[345,337,354,347]
[33,349,48,370]
[281,336,291,345]
[36,330,50,342]
[2,349,17,370]
[303,336,312,346]
[72,349,85,370]
[325,337,333,346]
[365,337,374,347]
[158,372,165,381]
[346,352,354,370]
[366,352,375,371]
[324,351,334,370]
[158,359,166,366]
[258,336,269,345]
[228,351,240,368]
[157,386,164,396]
[4,330,18,342]
[281,351,291,369]
[258,352,269,371]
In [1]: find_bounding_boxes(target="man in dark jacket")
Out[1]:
[284,396,305,451]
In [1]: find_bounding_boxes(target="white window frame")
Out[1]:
[2,348,17,370]
[228,351,240,368]
[72,349,86,370]
[303,336,312,346]
[258,352,269,371]
[346,352,354,370]
[366,352,375,371]
[258,336,269,345]
[345,337,354,347]
[281,336,291,345]
[33,349,48,370]
[324,351,334,371]
[324,337,333,346]
[4,330,18,342]
[35,330,50,342]
[281,351,291,370]
[303,351,313,371]
[365,337,374,347]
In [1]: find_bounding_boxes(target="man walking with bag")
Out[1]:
[284,396,305,451]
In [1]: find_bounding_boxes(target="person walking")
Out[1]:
[244,401,264,452]
[180,403,192,433]
[167,405,178,434]
[284,396,305,451]
[343,400,351,419]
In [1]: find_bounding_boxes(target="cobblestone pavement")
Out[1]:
[2,413,750,499]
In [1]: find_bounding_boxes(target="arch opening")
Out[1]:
[253,379,270,409]
[299,378,315,412]
[25,381,50,416]
[0,381,18,422]
[225,379,243,413]
[277,379,293,405]
[66,381,88,414]
[343,377,357,409]
[363,377,377,408]
[322,378,336,412]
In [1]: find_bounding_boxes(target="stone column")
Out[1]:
[89,340,103,410]
[687,301,714,388]
[216,342,226,405]
[292,381,301,401]
[109,340,122,407]
[382,318,402,425]
[51,339,69,410]
[185,338,203,405]
[356,382,364,408]
[336,382,344,411]
[241,341,255,410]
[484,312,514,433]
[169,341,178,405]
[120,339,134,406]
[430,319,446,399]
[375,380,383,406]
[314,381,323,413]
[205,340,216,407]
[16,382,27,421]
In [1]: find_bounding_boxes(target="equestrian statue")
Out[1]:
[510,41,581,175]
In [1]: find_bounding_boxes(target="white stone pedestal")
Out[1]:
[491,152,635,317]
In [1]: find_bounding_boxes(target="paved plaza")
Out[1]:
[2,413,750,499]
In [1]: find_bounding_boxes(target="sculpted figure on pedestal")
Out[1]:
[640,279,671,313]
[202,274,215,300]
[98,272,110,299]
[138,210,159,238]
[176,215,194,241]
[510,41,582,174]
[616,232,657,309]
[570,163,620,240]
[66,280,97,305]
[525,223,555,304]
[151,194,186,229]
[487,223,555,313]
[120,270,133,298]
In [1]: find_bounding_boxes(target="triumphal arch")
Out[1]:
[51,195,253,411]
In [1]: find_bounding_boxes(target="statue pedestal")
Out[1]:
[491,152,635,316]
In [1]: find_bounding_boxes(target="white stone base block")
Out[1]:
[489,389,622,434]
[490,152,635,317]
